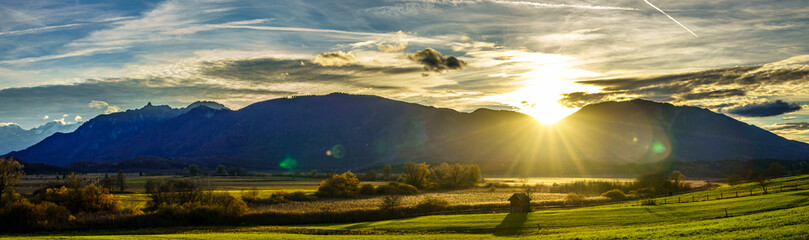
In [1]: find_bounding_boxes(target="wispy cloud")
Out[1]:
[489,0,638,11]
[0,47,126,64]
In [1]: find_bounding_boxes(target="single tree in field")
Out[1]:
[0,156,24,194]
[188,164,200,177]
[402,162,430,189]
[216,165,227,176]
[117,170,126,192]
[671,171,686,189]
[755,174,770,194]
[382,164,392,181]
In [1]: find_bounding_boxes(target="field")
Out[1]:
[3,174,808,239]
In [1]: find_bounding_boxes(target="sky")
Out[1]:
[1,0,808,141]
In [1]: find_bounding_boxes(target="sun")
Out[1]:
[479,51,602,125]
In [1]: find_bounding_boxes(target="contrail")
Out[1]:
[643,0,698,37]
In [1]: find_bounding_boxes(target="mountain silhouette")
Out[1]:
[7,94,809,173]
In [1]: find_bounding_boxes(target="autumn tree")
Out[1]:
[315,171,360,198]
[402,162,431,189]
[670,171,686,189]
[0,157,24,194]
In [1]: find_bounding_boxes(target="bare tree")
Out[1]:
[0,156,24,194]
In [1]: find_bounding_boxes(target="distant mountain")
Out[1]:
[7,94,809,175]
[0,122,81,155]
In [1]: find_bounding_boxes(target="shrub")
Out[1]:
[241,187,262,203]
[601,189,628,201]
[374,182,419,195]
[397,183,419,195]
[286,191,315,201]
[359,184,376,195]
[415,197,448,212]
[563,193,583,206]
[38,184,119,213]
[145,178,203,208]
[156,193,248,220]
[315,171,360,198]
[0,200,71,231]
[379,195,402,210]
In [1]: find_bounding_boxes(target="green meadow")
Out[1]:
[4,175,808,239]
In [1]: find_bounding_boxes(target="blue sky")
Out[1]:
[1,0,809,141]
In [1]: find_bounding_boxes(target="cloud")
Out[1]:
[568,56,809,110]
[88,100,122,114]
[407,48,467,73]
[559,92,633,108]
[0,122,18,127]
[764,122,809,132]
[377,42,408,53]
[726,100,802,117]
[43,115,49,120]
[783,116,798,120]
[74,115,83,122]
[312,51,356,67]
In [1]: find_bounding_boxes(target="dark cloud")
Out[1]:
[559,91,630,108]
[763,122,809,132]
[566,63,809,109]
[407,48,467,73]
[677,89,746,101]
[726,100,802,117]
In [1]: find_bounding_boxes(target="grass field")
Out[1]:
[4,175,808,239]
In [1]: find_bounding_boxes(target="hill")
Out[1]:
[7,94,809,173]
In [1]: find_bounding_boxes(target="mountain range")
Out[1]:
[6,93,809,175]
[0,121,81,155]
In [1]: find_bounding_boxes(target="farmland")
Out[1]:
[3,174,808,239]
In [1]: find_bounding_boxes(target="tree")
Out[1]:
[670,171,686,189]
[315,171,360,198]
[756,174,770,194]
[402,162,430,189]
[0,157,24,194]
[364,170,377,181]
[116,170,126,192]
[188,164,200,177]
[216,165,227,176]
[382,164,392,181]
[100,173,114,190]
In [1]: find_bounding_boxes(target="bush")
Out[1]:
[379,195,402,210]
[145,178,203,208]
[359,184,376,195]
[415,197,448,212]
[315,171,360,198]
[286,191,315,201]
[156,193,248,220]
[38,184,119,213]
[397,183,419,195]
[375,182,419,195]
[601,189,628,201]
[0,200,71,231]
[563,193,583,206]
